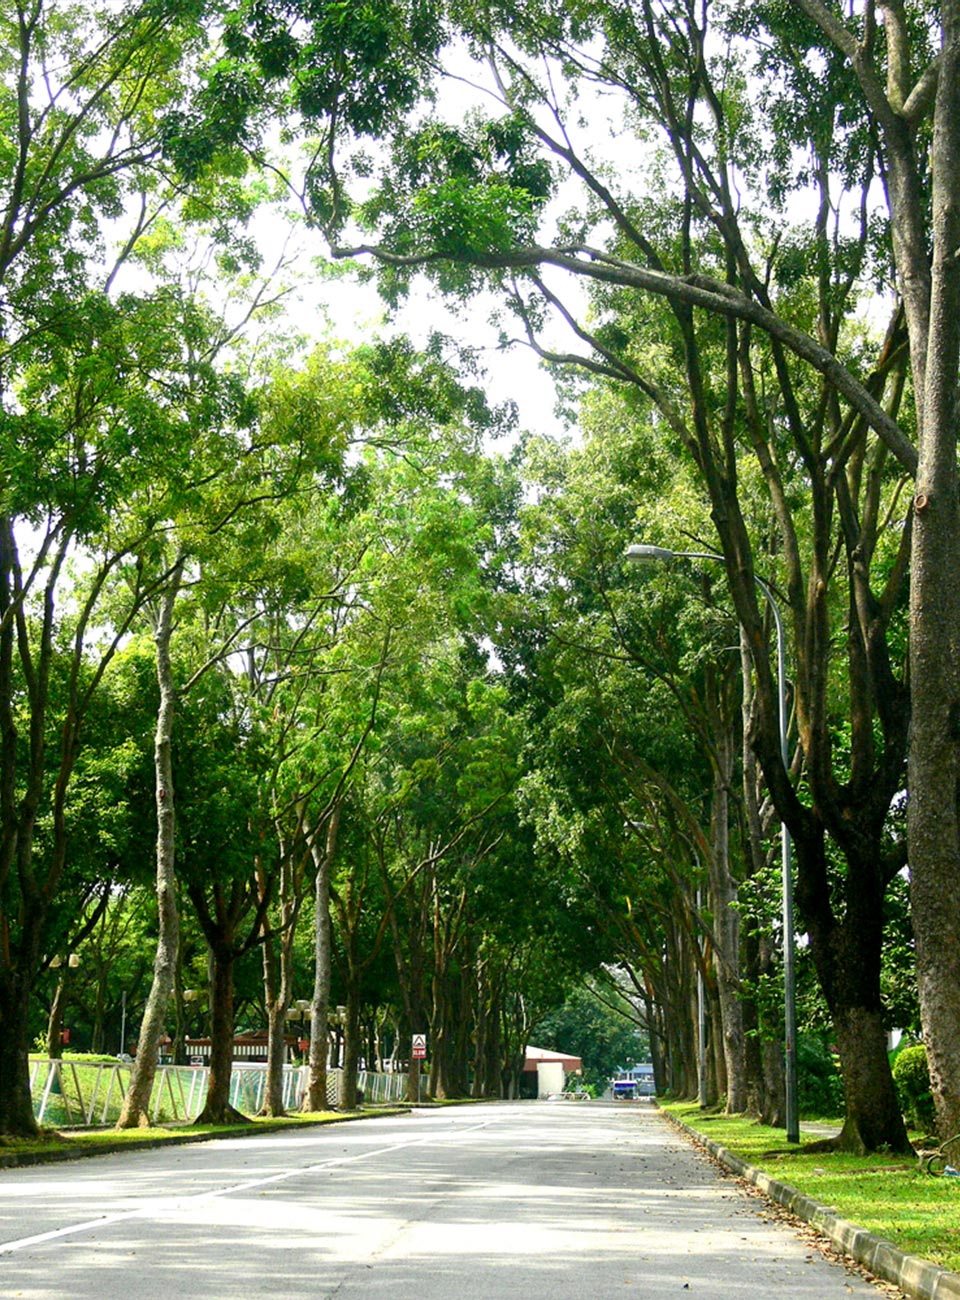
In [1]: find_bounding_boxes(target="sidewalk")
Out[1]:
[666,1111,960,1300]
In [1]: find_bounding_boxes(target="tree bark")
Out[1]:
[908,0,960,1140]
[118,560,183,1129]
[339,972,362,1109]
[45,973,67,1060]
[705,665,746,1113]
[0,974,38,1135]
[262,993,289,1116]
[833,1007,907,1154]
[305,807,337,1111]
[797,835,912,1153]
[196,944,245,1125]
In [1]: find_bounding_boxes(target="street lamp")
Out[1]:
[625,542,799,1143]
[285,1001,312,1057]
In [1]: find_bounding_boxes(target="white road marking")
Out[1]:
[0,1119,491,1255]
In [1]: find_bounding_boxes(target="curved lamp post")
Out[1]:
[625,543,799,1143]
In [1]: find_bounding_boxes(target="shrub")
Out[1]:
[892,1042,935,1131]
[797,1034,844,1118]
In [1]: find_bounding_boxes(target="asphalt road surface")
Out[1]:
[0,1101,893,1299]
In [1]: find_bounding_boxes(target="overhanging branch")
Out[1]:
[331,239,918,475]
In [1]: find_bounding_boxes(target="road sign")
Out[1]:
[412,1033,427,1059]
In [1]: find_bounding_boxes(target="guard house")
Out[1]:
[523,1044,583,1098]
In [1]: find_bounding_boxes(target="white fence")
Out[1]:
[29,1058,414,1127]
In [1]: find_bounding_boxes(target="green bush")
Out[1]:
[797,1034,844,1118]
[892,1042,935,1131]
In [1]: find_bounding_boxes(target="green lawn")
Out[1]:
[27,1055,332,1125]
[660,1102,960,1275]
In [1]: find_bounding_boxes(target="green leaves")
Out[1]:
[214,0,445,150]
[355,111,554,297]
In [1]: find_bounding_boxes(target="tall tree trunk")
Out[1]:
[46,973,67,1060]
[0,518,43,1137]
[647,994,666,1096]
[833,1006,905,1154]
[758,931,787,1128]
[383,876,428,1104]
[0,975,38,1134]
[261,975,289,1117]
[708,714,745,1113]
[669,916,698,1099]
[91,973,105,1056]
[306,807,337,1111]
[428,996,445,1100]
[196,945,244,1125]
[339,974,361,1109]
[261,832,303,1117]
[908,1,960,1140]
[740,629,785,1124]
[452,965,472,1096]
[797,0,960,1149]
[798,835,911,1154]
[476,970,504,1098]
[118,561,183,1129]
[708,983,725,1102]
[260,886,284,1116]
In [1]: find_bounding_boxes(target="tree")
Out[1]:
[267,0,924,1152]
[116,564,184,1124]
[776,0,960,1145]
[0,291,217,1134]
[110,199,329,1125]
[242,334,515,1113]
[112,289,281,1127]
[0,0,284,1136]
[176,668,275,1125]
[510,413,798,1117]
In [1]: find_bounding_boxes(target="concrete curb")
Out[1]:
[0,1105,413,1169]
[664,1111,960,1300]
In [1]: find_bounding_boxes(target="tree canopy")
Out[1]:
[3,0,956,1157]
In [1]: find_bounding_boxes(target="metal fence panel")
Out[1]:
[29,1059,411,1127]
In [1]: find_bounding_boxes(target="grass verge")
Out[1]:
[0,1107,400,1164]
[660,1101,960,1275]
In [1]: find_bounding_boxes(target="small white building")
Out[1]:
[523,1045,583,1098]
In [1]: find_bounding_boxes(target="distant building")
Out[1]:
[523,1044,583,1098]
[624,1062,655,1095]
[185,1034,300,1065]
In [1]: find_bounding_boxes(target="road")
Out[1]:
[0,1101,892,1298]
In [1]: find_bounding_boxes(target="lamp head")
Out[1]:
[624,543,675,565]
